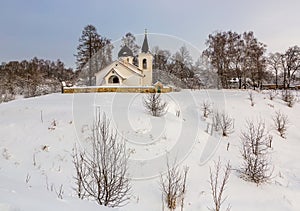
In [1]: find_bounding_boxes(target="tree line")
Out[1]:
[1,25,300,102]
[203,30,300,89]
[0,57,75,101]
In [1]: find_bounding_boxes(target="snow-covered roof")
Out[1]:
[118,60,144,77]
[103,67,127,80]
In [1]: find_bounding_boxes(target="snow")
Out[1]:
[0,90,300,210]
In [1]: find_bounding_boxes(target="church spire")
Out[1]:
[141,29,149,53]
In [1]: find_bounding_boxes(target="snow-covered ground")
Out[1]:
[0,89,300,210]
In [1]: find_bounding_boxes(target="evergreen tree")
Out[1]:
[75,25,112,86]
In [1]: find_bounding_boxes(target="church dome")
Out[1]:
[118,45,133,58]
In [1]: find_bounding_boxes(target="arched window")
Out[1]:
[143,58,147,69]
[108,75,120,84]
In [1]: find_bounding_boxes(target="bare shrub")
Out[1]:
[48,120,57,130]
[240,120,273,184]
[268,90,277,100]
[25,173,31,184]
[212,110,221,132]
[220,112,234,137]
[55,184,64,199]
[281,89,289,102]
[273,110,288,138]
[176,110,180,117]
[180,166,189,211]
[287,94,296,107]
[32,153,37,166]
[248,91,255,106]
[143,93,168,117]
[212,110,234,136]
[209,158,231,211]
[282,90,296,107]
[160,159,189,210]
[201,100,212,118]
[2,148,11,160]
[72,111,131,207]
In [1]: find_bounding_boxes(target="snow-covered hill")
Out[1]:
[0,90,300,211]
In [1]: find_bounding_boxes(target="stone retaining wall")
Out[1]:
[62,86,172,93]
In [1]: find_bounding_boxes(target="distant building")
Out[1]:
[95,30,153,86]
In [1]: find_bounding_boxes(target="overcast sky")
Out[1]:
[1,0,300,68]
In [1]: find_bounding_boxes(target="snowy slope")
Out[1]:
[0,90,299,211]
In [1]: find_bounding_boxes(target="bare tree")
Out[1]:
[201,100,212,118]
[220,112,234,137]
[143,93,168,117]
[121,32,140,56]
[209,158,231,211]
[160,159,189,210]
[268,52,282,89]
[170,45,194,81]
[203,31,267,89]
[240,120,273,184]
[72,111,131,207]
[203,31,229,89]
[152,46,171,71]
[273,110,288,138]
[280,46,300,89]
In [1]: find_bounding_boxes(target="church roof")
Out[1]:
[141,30,149,53]
[118,60,144,77]
[118,45,133,57]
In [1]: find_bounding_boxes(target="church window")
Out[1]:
[143,58,147,69]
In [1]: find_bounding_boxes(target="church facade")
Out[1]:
[95,31,153,86]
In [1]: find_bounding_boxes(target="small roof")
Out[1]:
[104,68,126,80]
[118,45,133,57]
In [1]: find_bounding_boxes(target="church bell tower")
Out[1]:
[138,29,153,86]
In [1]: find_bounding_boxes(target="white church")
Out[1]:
[95,31,153,86]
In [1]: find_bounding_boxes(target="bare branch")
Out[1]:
[239,120,273,184]
[160,158,189,210]
[212,110,234,136]
[273,110,288,138]
[209,158,231,211]
[72,109,131,207]
[248,91,255,106]
[201,100,212,118]
[220,112,234,137]
[281,90,296,107]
